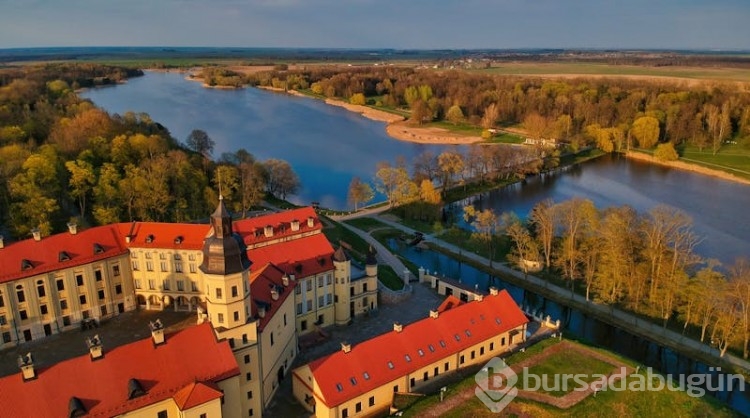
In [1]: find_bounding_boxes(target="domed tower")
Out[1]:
[365,245,378,278]
[200,197,253,329]
[332,246,351,326]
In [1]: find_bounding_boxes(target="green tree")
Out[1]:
[65,158,96,216]
[92,163,122,225]
[445,104,465,125]
[263,159,300,200]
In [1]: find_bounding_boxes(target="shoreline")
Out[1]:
[625,151,750,186]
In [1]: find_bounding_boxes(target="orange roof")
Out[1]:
[436,295,463,312]
[249,263,297,331]
[302,290,528,408]
[115,222,210,250]
[0,323,239,417]
[172,381,223,410]
[0,225,128,284]
[235,207,321,247]
[248,233,334,279]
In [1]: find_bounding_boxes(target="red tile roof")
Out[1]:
[235,207,321,247]
[172,381,223,410]
[248,233,334,279]
[0,225,129,284]
[302,290,528,408]
[249,263,296,332]
[437,295,463,312]
[0,323,239,417]
[115,222,210,250]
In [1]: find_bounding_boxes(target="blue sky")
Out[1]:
[0,0,748,50]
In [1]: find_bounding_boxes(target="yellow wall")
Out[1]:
[129,248,204,311]
[293,270,336,333]
[259,291,297,406]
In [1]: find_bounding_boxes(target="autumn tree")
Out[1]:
[528,199,557,270]
[437,150,464,191]
[263,158,300,200]
[65,158,96,216]
[347,177,374,211]
[464,205,499,265]
[446,104,465,125]
[654,142,679,161]
[523,112,552,140]
[502,212,539,273]
[631,116,661,148]
[481,103,499,130]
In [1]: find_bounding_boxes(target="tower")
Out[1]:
[200,196,253,328]
[332,246,351,325]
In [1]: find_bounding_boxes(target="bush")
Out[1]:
[654,142,679,161]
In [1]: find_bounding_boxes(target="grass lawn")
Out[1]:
[378,264,405,291]
[486,132,525,144]
[679,143,750,179]
[438,227,513,264]
[520,349,613,397]
[344,217,391,232]
[400,339,737,418]
[320,217,370,262]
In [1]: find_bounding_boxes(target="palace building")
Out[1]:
[292,289,529,418]
[0,200,379,417]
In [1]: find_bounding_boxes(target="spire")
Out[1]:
[333,246,349,262]
[210,197,232,238]
[200,197,251,275]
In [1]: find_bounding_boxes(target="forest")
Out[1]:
[0,63,299,240]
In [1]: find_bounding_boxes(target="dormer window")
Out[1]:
[349,377,357,386]
[418,349,425,357]
[454,334,461,342]
[465,330,472,337]
[387,361,394,369]
[21,259,33,270]
[439,340,447,348]
[336,383,343,392]
[174,236,183,245]
[128,378,146,399]
[145,234,154,243]
[59,251,71,262]
[404,354,411,362]
[363,372,370,380]
[93,243,104,255]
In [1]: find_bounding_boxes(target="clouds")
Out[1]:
[0,0,747,49]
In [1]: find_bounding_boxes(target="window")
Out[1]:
[317,314,324,325]
[404,354,411,362]
[115,284,122,295]
[428,344,435,353]
[301,320,307,331]
[160,261,167,272]
[246,372,252,381]
[284,313,287,326]
[148,280,155,290]
[231,286,238,297]
[270,333,274,346]
[63,316,71,326]
[0,293,3,308]
[465,330,472,337]
[216,288,222,299]
[79,294,87,305]
[249,409,253,417]
[60,300,68,310]
[176,281,184,291]
[159,253,166,260]
[132,261,139,271]
[480,347,485,355]
[98,290,105,300]
[460,355,465,364]
[471,351,476,360]
[326,274,332,285]
[218,313,224,323]
[247,390,253,399]
[157,411,167,418]
[342,408,348,418]
[355,402,362,413]
[233,311,239,321]
[454,334,461,341]
[16,286,25,303]
[445,362,449,372]
[56,279,65,291]
[19,310,28,320]
[490,342,495,351]
[369,396,375,407]
[244,354,251,364]
[95,270,103,282]
[37,282,46,298]
[418,349,424,357]
[188,253,195,261]
[423,371,429,381]
[363,283,368,292]
[189,264,196,273]
[326,294,333,305]
[387,361,394,369]
[393,385,399,393]
[296,303,302,315]
[134,280,141,290]
[350,377,357,386]
[306,300,312,311]
[318,295,324,308]
[39,304,48,315]
[146,261,153,272]
[200,414,206,418]
[334,295,339,303]
[2,332,10,343]
[350,287,354,296]
[113,265,120,276]
[295,285,301,295]
[191,281,198,292]
[76,275,84,286]
[175,262,183,273]
[318,277,323,287]
[501,337,506,346]
[363,372,370,380]
[162,280,170,291]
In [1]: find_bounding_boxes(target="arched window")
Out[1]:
[15,284,25,303]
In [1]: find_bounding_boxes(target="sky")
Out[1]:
[0,0,749,50]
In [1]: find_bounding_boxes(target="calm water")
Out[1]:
[458,154,750,265]
[83,72,750,264]
[81,71,451,209]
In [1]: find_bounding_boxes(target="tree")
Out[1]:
[523,113,552,140]
[446,104,465,125]
[437,150,464,192]
[631,116,660,149]
[481,103,499,130]
[349,93,366,106]
[529,199,557,270]
[554,198,597,288]
[374,162,411,208]
[464,205,499,266]
[502,212,539,273]
[234,150,265,217]
[347,177,374,211]
[92,163,122,225]
[213,165,240,205]
[263,159,300,200]
[654,142,679,161]
[65,159,96,216]
[729,258,750,359]
[410,100,432,125]
[186,129,215,159]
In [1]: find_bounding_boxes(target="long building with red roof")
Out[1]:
[292,288,529,418]
[0,322,241,417]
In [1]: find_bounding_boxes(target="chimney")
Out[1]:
[291,219,300,231]
[17,352,35,381]
[271,288,279,301]
[289,274,296,281]
[264,225,274,238]
[393,322,403,332]
[149,319,165,346]
[258,306,266,318]
[0,235,4,249]
[307,217,314,228]
[31,228,41,241]
[282,275,289,287]
[475,294,484,302]
[67,221,78,235]
[87,335,104,360]
[341,342,351,353]
[429,310,439,319]
[489,287,499,296]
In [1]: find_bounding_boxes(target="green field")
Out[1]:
[679,143,750,179]
[520,349,614,397]
[473,62,750,83]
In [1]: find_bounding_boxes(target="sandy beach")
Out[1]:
[625,151,750,186]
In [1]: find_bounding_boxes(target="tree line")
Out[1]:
[465,199,750,358]
[246,66,750,155]
[0,64,299,240]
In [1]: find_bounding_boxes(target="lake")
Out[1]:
[81,71,452,209]
[82,72,750,264]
